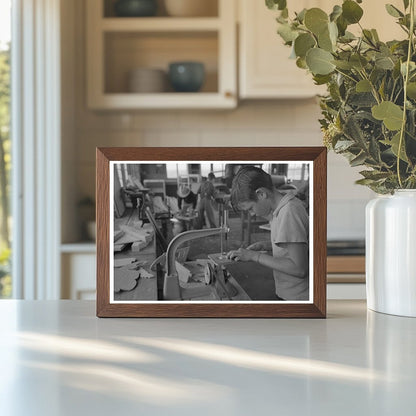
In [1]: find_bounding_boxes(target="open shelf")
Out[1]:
[103,0,219,18]
[104,31,218,94]
[101,17,221,31]
[86,0,236,109]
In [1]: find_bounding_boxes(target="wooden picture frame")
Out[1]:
[96,147,327,317]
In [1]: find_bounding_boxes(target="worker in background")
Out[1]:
[196,172,217,229]
[177,185,198,215]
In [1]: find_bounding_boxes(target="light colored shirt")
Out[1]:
[270,192,309,300]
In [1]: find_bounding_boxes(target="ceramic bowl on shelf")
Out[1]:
[114,0,158,17]
[164,0,218,17]
[168,61,205,92]
[128,68,168,93]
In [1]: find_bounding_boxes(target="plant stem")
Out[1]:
[334,68,358,84]
[358,69,381,104]
[398,0,415,188]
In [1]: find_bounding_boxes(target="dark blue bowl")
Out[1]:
[114,0,157,17]
[168,62,205,93]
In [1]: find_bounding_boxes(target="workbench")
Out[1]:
[1,300,415,415]
[113,237,158,301]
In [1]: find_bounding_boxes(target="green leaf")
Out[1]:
[296,8,307,23]
[328,21,338,45]
[375,55,395,70]
[355,178,378,186]
[342,0,364,24]
[333,60,353,70]
[344,114,367,147]
[360,170,391,181]
[330,5,343,22]
[276,14,287,24]
[371,29,380,43]
[350,152,368,167]
[306,48,336,75]
[403,0,410,10]
[339,31,356,43]
[350,54,368,70]
[369,136,382,163]
[385,4,404,18]
[304,8,329,35]
[389,132,409,162]
[363,29,376,46]
[372,101,404,131]
[348,92,377,107]
[401,61,416,76]
[296,57,308,69]
[294,33,316,58]
[378,78,386,100]
[318,27,334,52]
[313,74,332,85]
[334,140,355,152]
[266,0,287,11]
[356,79,372,92]
[336,15,348,36]
[277,23,298,43]
[407,82,416,99]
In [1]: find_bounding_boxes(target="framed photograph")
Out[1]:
[96,147,327,318]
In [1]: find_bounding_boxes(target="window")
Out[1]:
[212,163,225,177]
[0,0,11,298]
[200,163,212,177]
[287,163,309,181]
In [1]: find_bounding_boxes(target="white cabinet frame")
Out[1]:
[86,0,237,109]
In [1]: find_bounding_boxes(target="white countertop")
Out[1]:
[0,300,415,415]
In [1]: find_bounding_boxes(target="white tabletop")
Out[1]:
[0,300,415,416]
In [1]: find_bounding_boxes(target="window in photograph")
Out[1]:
[288,163,309,181]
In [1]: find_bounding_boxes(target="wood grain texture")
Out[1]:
[327,256,365,274]
[96,147,327,318]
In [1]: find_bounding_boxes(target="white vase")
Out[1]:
[366,190,416,317]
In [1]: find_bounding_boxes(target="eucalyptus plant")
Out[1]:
[266,0,416,193]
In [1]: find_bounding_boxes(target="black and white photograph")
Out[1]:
[110,161,312,303]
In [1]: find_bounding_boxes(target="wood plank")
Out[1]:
[327,256,365,274]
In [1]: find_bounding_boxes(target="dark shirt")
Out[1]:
[178,191,198,209]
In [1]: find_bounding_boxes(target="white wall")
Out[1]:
[61,0,374,243]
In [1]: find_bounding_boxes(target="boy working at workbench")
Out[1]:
[227,166,309,301]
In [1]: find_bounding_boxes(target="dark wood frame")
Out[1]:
[96,147,327,318]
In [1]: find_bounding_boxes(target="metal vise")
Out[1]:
[163,224,230,300]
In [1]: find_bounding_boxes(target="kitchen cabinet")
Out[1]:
[238,0,404,99]
[86,0,237,109]
[238,0,325,99]
[61,245,96,300]
[327,256,366,300]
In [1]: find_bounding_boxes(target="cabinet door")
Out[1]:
[62,253,96,300]
[239,0,326,99]
[239,0,404,99]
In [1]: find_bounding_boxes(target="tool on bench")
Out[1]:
[163,206,236,300]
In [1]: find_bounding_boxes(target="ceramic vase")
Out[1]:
[366,190,416,317]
